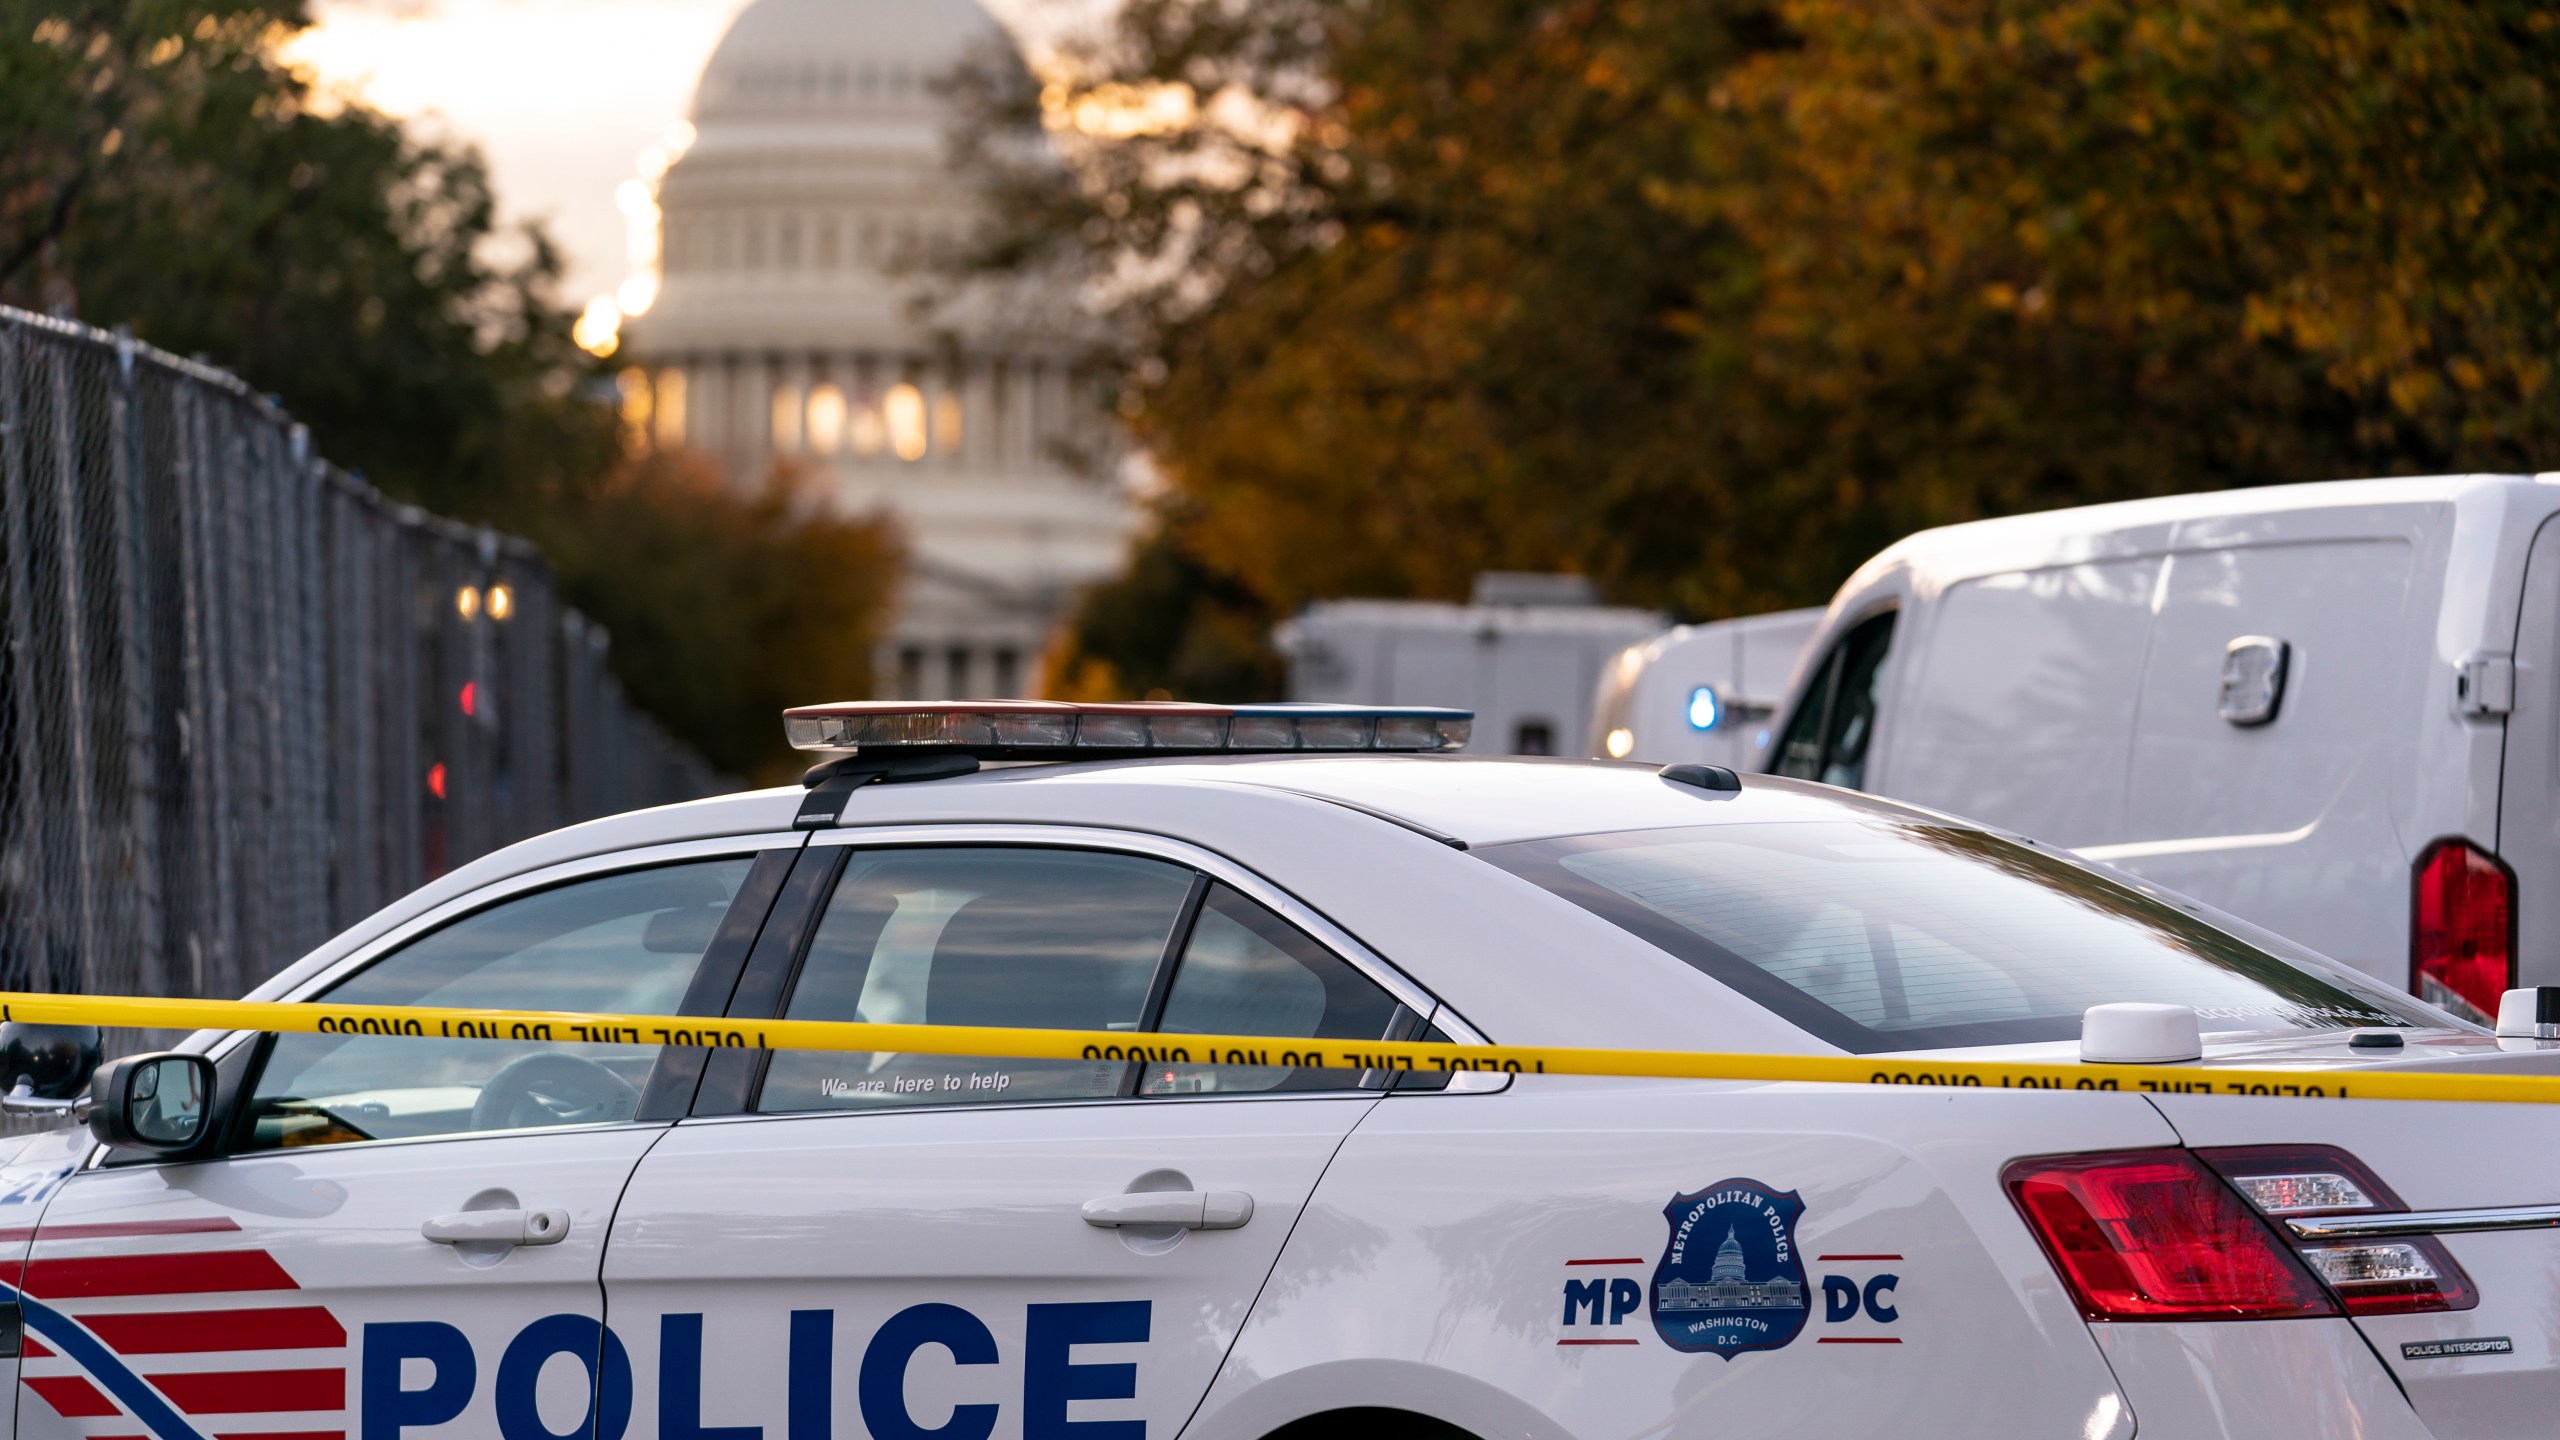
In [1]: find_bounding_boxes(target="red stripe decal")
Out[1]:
[86,1307,348,1354]
[1814,1254,1903,1262]
[26,1251,298,1299]
[1562,1257,1646,1266]
[25,1374,122,1417]
[20,1219,244,1245]
[22,1336,53,1358]
[149,1368,345,1414]
[1556,1338,1642,1346]
[1816,1337,1904,1344]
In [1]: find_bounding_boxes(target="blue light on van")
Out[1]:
[1686,686,1720,731]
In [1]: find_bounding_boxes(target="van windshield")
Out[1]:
[1479,821,2436,1053]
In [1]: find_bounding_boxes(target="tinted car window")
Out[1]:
[1141,884,1402,1096]
[1480,821,2432,1052]
[756,848,1194,1113]
[1773,612,1894,788]
[243,857,755,1149]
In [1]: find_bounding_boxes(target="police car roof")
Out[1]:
[252,752,1922,1056]
[249,753,1925,1055]
[394,753,1949,904]
[762,699,1937,845]
[940,752,1932,845]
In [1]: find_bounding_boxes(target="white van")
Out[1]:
[1276,575,1666,756]
[1769,473,2560,1022]
[1584,609,1824,766]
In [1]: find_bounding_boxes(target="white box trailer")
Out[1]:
[1585,609,1825,768]
[1767,473,2560,1021]
[1275,575,1665,756]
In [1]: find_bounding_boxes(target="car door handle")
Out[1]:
[421,1208,571,1247]
[1081,1191,1254,1230]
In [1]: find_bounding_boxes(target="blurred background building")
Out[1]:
[624,0,1134,700]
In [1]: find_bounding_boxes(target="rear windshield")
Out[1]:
[1479,821,2434,1053]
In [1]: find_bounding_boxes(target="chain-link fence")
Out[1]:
[0,304,724,1013]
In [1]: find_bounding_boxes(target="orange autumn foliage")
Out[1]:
[957,0,2560,695]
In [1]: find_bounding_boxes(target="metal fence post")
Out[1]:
[109,331,164,996]
[0,327,37,989]
[44,347,100,991]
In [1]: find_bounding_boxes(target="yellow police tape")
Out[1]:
[5,991,2559,1106]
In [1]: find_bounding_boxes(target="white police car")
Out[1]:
[0,700,2553,1440]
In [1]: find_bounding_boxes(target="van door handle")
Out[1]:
[1081,1191,1254,1230]
[421,1208,570,1246]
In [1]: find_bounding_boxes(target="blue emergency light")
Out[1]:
[1686,686,1720,731]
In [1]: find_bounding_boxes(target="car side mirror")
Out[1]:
[0,1022,103,1115]
[87,1053,216,1154]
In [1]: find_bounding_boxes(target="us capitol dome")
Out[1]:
[623,0,1133,699]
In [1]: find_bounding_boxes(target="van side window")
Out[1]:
[1772,612,1895,789]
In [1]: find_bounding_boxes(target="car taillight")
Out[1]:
[2003,1149,2337,1320]
[2198,1145,2477,1316]
[2412,838,2512,1024]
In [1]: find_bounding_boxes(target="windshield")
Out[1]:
[1479,821,2435,1053]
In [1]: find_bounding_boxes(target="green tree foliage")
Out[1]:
[1041,508,1281,701]
[1677,0,2560,584]
[4,1,899,776]
[964,0,2560,693]
[538,452,901,783]
[2,2,257,295]
[2,2,610,517]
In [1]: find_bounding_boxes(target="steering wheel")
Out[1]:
[470,1052,642,1133]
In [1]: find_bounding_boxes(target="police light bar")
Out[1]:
[782,700,1471,758]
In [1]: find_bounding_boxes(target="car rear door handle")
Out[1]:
[1081,1191,1254,1230]
[422,1208,571,1246]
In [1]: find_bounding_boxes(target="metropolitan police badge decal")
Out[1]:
[1651,1178,1811,1358]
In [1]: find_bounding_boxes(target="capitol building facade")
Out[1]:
[625,0,1133,700]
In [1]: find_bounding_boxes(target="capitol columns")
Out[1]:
[963,355,998,471]
[707,355,739,470]
[999,359,1030,473]
[780,351,816,457]
[742,355,776,482]
[689,357,721,466]
[1017,357,1048,472]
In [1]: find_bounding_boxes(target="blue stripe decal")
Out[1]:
[0,1277,217,1440]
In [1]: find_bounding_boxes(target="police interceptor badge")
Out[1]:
[1652,1179,1811,1357]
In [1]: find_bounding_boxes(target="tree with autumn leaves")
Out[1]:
[967,0,2560,699]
